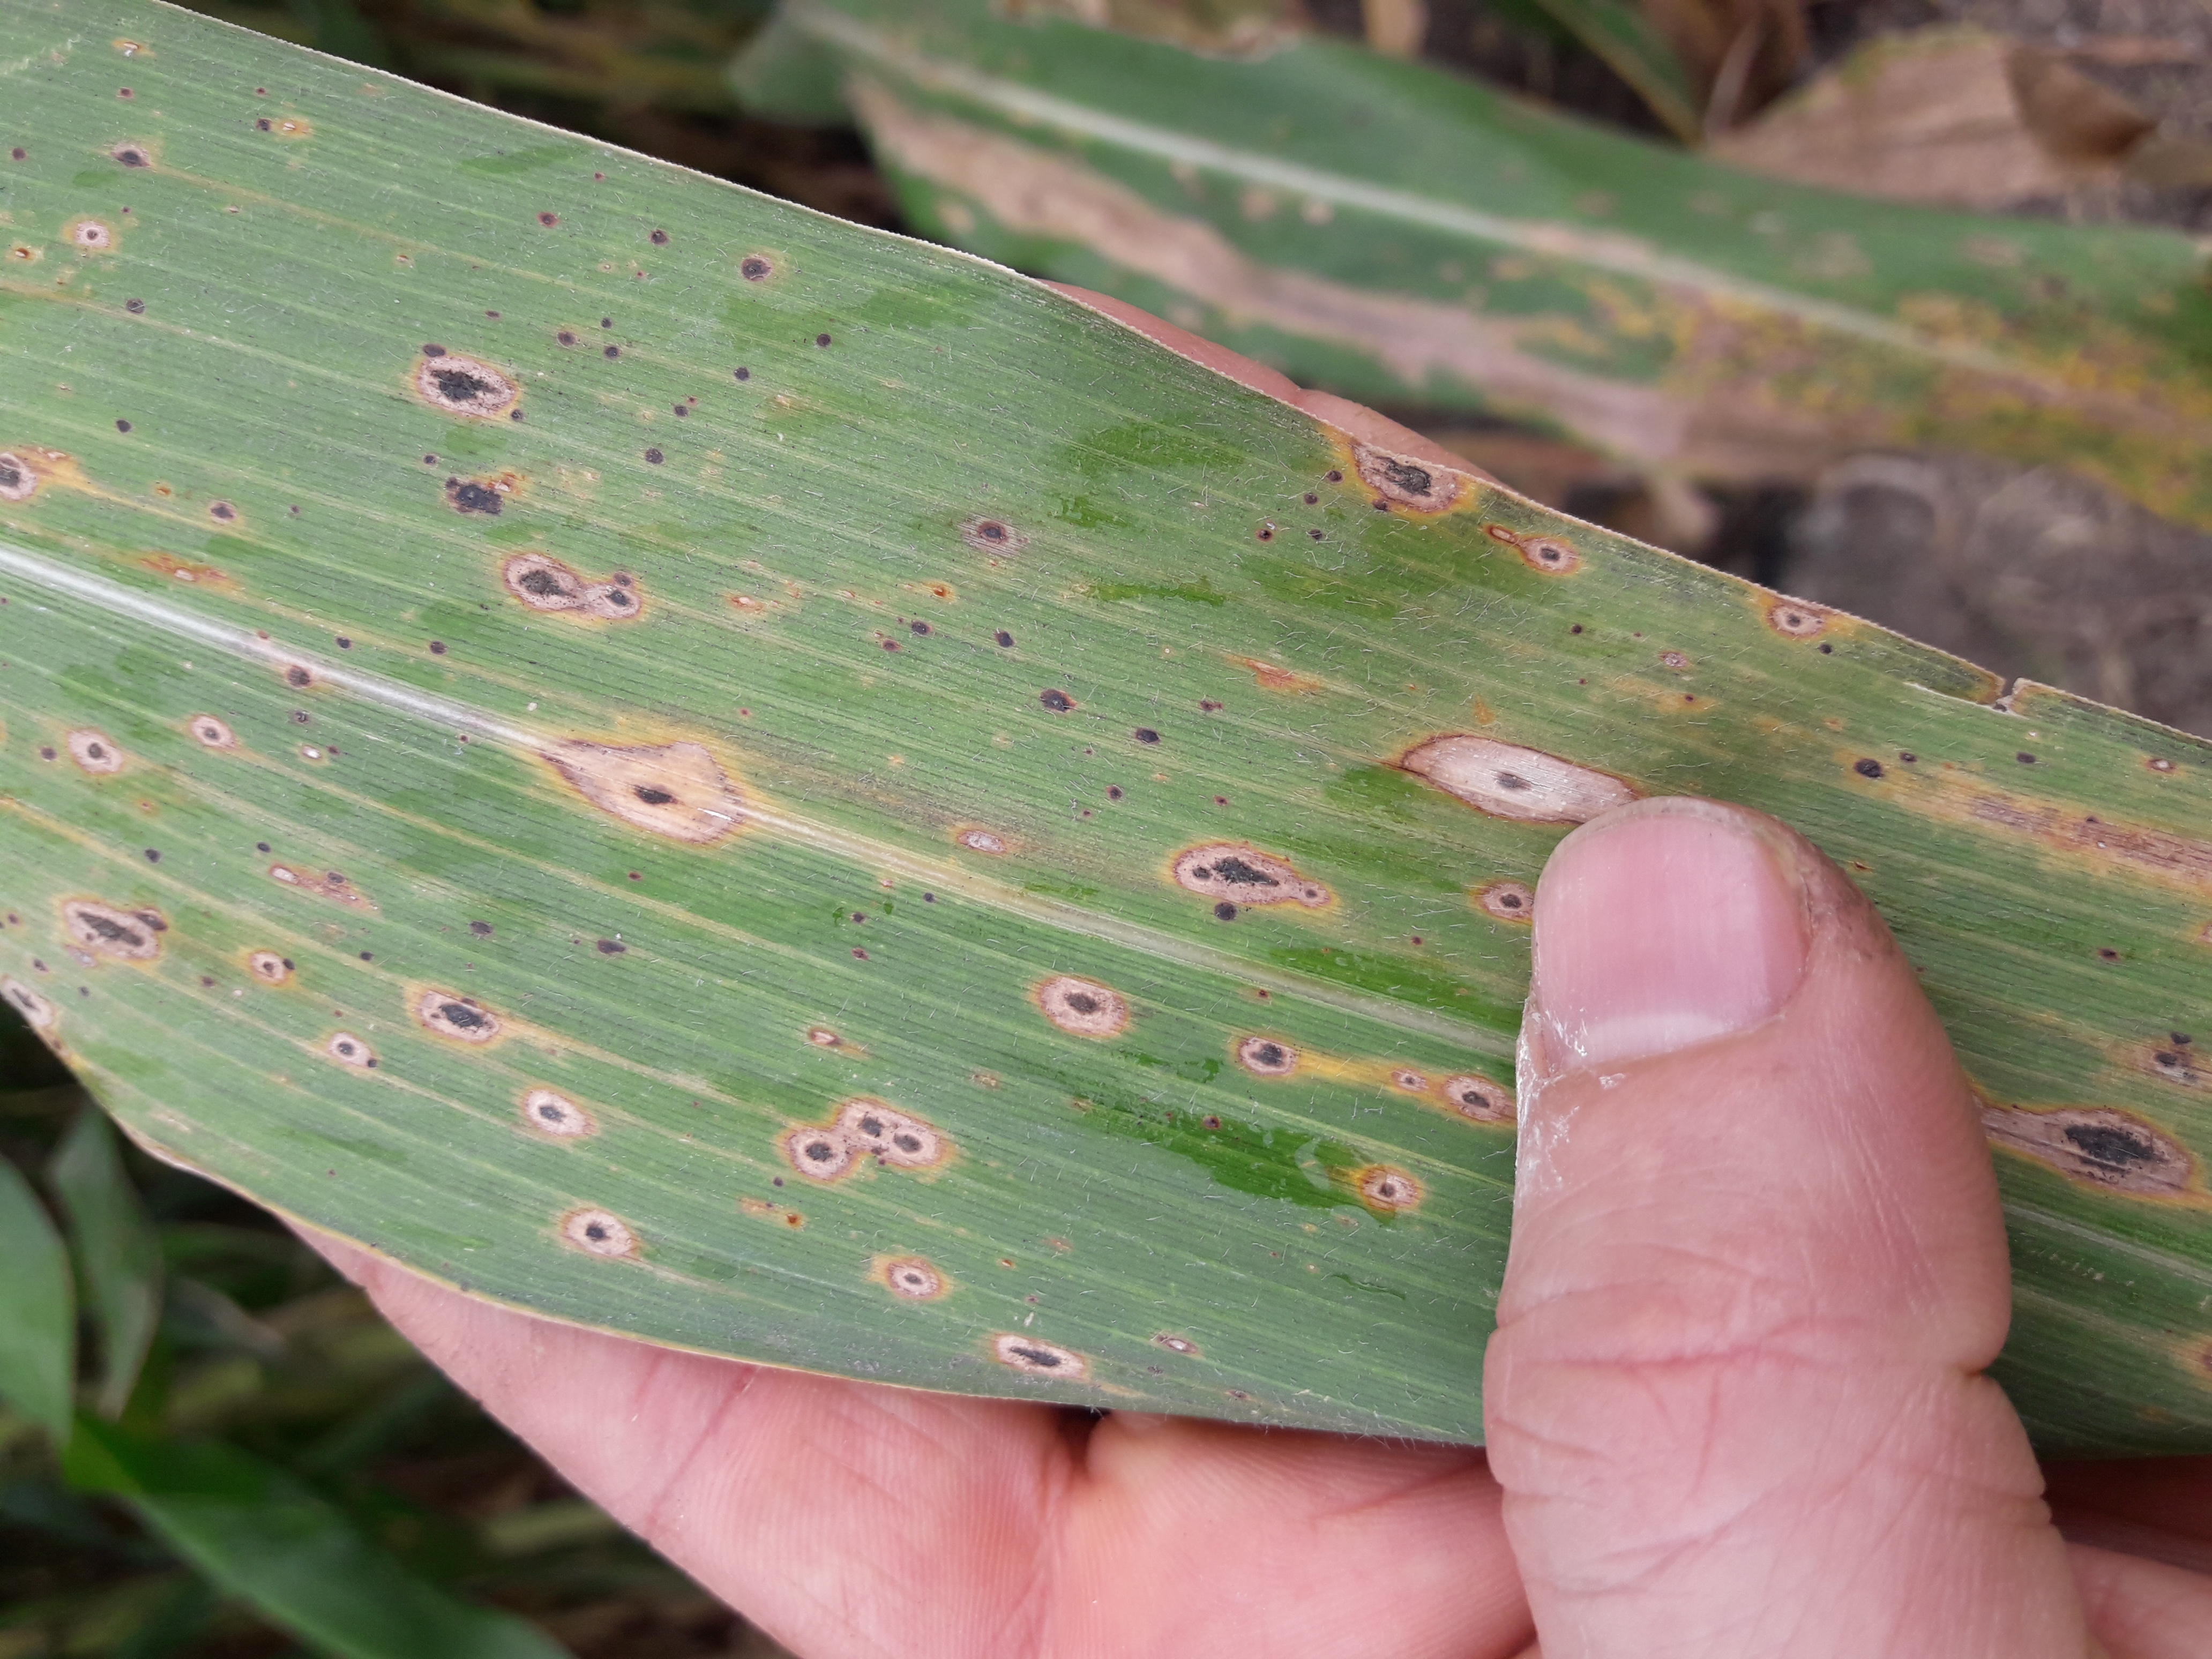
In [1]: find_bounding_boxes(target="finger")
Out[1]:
[2066,1544,2212,1659]
[1484,797,2094,1658]
[1046,282,1500,483]
[301,1230,1531,1659]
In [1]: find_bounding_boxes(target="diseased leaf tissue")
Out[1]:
[0,1,2207,1454]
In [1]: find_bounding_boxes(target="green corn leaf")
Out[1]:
[1,0,2208,1456]
[48,1107,163,1418]
[760,0,2212,534]
[0,1154,76,1441]
[725,3,855,124]
[64,1416,572,1659]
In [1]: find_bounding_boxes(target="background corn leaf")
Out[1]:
[1520,0,1704,141]
[48,1109,163,1420]
[724,4,856,125]
[64,1416,574,1659]
[0,1154,75,1443]
[1,0,2209,1457]
[760,0,2212,535]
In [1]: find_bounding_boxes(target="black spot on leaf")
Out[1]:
[446,477,504,514]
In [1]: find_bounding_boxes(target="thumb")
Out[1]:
[1483,797,2094,1659]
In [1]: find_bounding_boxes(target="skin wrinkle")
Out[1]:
[629,1347,748,1543]
[1304,1449,1493,1528]
[1515,1265,1885,1370]
[989,1496,1059,1659]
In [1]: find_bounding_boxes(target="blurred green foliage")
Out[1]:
[0,1001,754,1659]
[171,0,902,229]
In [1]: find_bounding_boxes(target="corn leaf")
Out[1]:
[0,1153,76,1441]
[764,0,2212,535]
[1523,0,1705,143]
[48,1106,163,1417]
[1,0,2209,1455]
[64,1416,572,1659]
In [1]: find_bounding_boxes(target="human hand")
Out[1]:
[303,305,2212,1659]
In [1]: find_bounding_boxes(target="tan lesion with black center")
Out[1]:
[268,864,376,910]
[2142,1043,2206,1092]
[521,1088,595,1139]
[1034,975,1130,1038]
[446,473,519,515]
[0,451,40,503]
[66,730,124,774]
[1443,1074,1515,1123]
[991,1333,1087,1379]
[960,515,1027,555]
[1352,1164,1424,1213]
[781,1123,855,1182]
[1352,443,1464,513]
[1475,879,1535,923]
[1765,596,1829,638]
[544,741,744,844]
[780,1099,952,1182]
[61,899,164,962]
[1483,522,1580,574]
[1171,843,1330,909]
[1982,1103,2198,1199]
[560,1207,639,1258]
[412,353,520,419]
[502,552,642,621]
[875,1254,950,1301]
[1400,735,1638,825]
[3,976,58,1032]
[414,989,502,1044]
[1235,1035,1298,1078]
[836,1098,947,1169]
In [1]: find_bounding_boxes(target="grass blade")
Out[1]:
[65,1416,572,1659]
